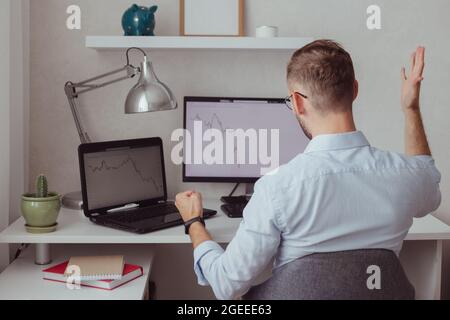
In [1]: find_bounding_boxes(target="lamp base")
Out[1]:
[62,191,83,210]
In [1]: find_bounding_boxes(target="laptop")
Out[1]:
[78,137,217,234]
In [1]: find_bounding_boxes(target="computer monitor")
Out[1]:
[183,97,310,183]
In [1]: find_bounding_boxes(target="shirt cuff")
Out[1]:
[193,241,224,286]
[414,155,434,164]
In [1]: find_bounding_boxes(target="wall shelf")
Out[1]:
[86,36,314,51]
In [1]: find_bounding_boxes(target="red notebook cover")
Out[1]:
[43,261,143,291]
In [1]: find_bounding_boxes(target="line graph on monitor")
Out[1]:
[191,113,229,133]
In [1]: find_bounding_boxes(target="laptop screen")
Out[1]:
[83,145,165,211]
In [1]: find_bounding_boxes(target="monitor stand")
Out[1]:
[221,183,254,205]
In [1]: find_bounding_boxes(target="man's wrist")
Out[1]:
[184,216,205,235]
[189,221,206,234]
[403,107,421,116]
[189,221,212,249]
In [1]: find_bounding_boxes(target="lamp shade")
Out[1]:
[125,57,177,114]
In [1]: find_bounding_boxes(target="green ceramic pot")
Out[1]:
[21,193,61,230]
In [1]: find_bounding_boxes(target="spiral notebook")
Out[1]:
[44,261,142,290]
[64,255,125,281]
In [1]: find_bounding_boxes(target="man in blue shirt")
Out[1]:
[175,40,441,300]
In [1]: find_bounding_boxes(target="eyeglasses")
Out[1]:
[284,92,308,110]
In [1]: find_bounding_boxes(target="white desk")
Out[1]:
[0,200,240,244]
[0,199,446,243]
[1,199,450,300]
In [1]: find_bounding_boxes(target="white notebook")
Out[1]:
[64,255,125,281]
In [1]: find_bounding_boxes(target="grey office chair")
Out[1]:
[244,249,415,300]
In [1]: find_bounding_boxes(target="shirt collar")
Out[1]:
[304,131,370,154]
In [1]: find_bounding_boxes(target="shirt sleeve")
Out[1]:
[413,155,442,218]
[193,181,281,300]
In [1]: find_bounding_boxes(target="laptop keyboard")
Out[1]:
[109,204,180,224]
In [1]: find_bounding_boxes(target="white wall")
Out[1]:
[8,0,30,263]
[27,0,450,298]
[0,0,11,272]
[0,0,30,271]
[10,0,30,232]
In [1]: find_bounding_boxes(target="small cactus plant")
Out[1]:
[36,174,48,198]
[22,174,61,234]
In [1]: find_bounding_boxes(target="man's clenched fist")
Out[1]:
[175,191,204,222]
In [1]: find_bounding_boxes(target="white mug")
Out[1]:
[256,26,279,38]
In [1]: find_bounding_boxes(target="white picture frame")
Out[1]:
[180,0,244,36]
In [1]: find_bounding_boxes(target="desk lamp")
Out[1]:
[62,47,177,210]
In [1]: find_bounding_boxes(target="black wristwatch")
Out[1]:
[184,216,205,235]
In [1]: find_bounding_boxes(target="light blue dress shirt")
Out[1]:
[194,131,442,300]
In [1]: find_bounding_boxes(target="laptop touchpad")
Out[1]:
[164,213,181,223]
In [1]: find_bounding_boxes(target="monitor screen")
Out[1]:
[83,145,165,210]
[183,97,310,182]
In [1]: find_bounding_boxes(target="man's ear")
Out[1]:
[353,80,359,101]
[292,92,306,116]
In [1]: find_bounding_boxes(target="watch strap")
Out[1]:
[184,216,205,235]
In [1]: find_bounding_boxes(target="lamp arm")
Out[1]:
[64,64,139,144]
[66,95,91,144]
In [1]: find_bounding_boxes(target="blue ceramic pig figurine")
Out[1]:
[122,4,158,36]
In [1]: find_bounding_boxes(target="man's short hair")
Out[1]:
[287,40,356,113]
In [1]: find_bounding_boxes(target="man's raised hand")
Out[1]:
[401,47,425,112]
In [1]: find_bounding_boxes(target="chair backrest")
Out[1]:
[244,249,415,300]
